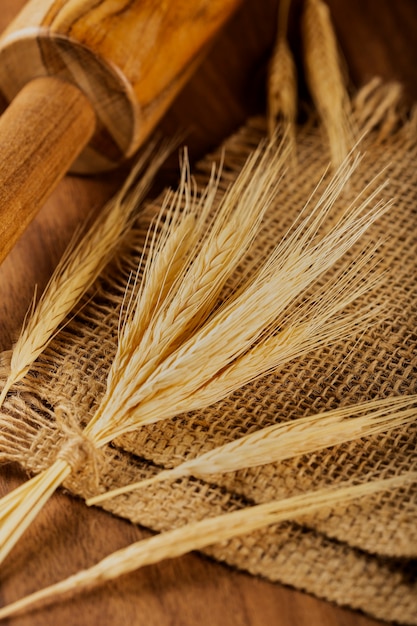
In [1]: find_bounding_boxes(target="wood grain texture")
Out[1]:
[0,76,95,264]
[1,0,417,625]
[0,0,242,172]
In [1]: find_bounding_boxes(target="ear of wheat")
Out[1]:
[142,242,385,417]
[0,142,172,408]
[0,471,414,620]
[0,140,388,568]
[267,0,298,151]
[302,0,354,167]
[89,395,417,503]
[104,142,287,401]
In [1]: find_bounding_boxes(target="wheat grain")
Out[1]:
[1,472,414,620]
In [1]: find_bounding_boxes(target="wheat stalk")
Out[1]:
[0,142,171,408]
[267,0,298,151]
[0,142,387,567]
[0,472,414,620]
[0,459,70,565]
[302,0,353,167]
[89,395,416,503]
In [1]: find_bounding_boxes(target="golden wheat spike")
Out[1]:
[0,143,171,408]
[89,395,416,504]
[267,0,298,149]
[1,472,414,620]
[160,242,386,415]
[106,143,286,400]
[302,0,353,167]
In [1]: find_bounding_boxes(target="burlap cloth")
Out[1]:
[0,81,416,624]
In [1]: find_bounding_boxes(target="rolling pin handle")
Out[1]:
[0,76,96,265]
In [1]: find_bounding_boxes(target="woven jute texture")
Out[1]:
[0,83,416,624]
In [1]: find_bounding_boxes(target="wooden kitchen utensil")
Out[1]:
[0,0,241,264]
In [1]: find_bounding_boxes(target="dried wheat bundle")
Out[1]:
[0,138,285,564]
[0,139,389,568]
[267,0,297,150]
[90,395,417,503]
[84,156,389,445]
[0,471,414,621]
[0,142,171,407]
[302,0,353,167]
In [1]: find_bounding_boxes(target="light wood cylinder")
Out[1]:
[0,0,241,173]
[0,76,95,264]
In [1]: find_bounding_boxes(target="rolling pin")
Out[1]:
[0,0,242,264]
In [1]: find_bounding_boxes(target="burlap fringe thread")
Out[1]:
[0,75,415,623]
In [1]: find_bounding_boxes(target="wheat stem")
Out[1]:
[1,472,414,620]
[0,460,70,565]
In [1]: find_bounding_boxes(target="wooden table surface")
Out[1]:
[0,1,416,624]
